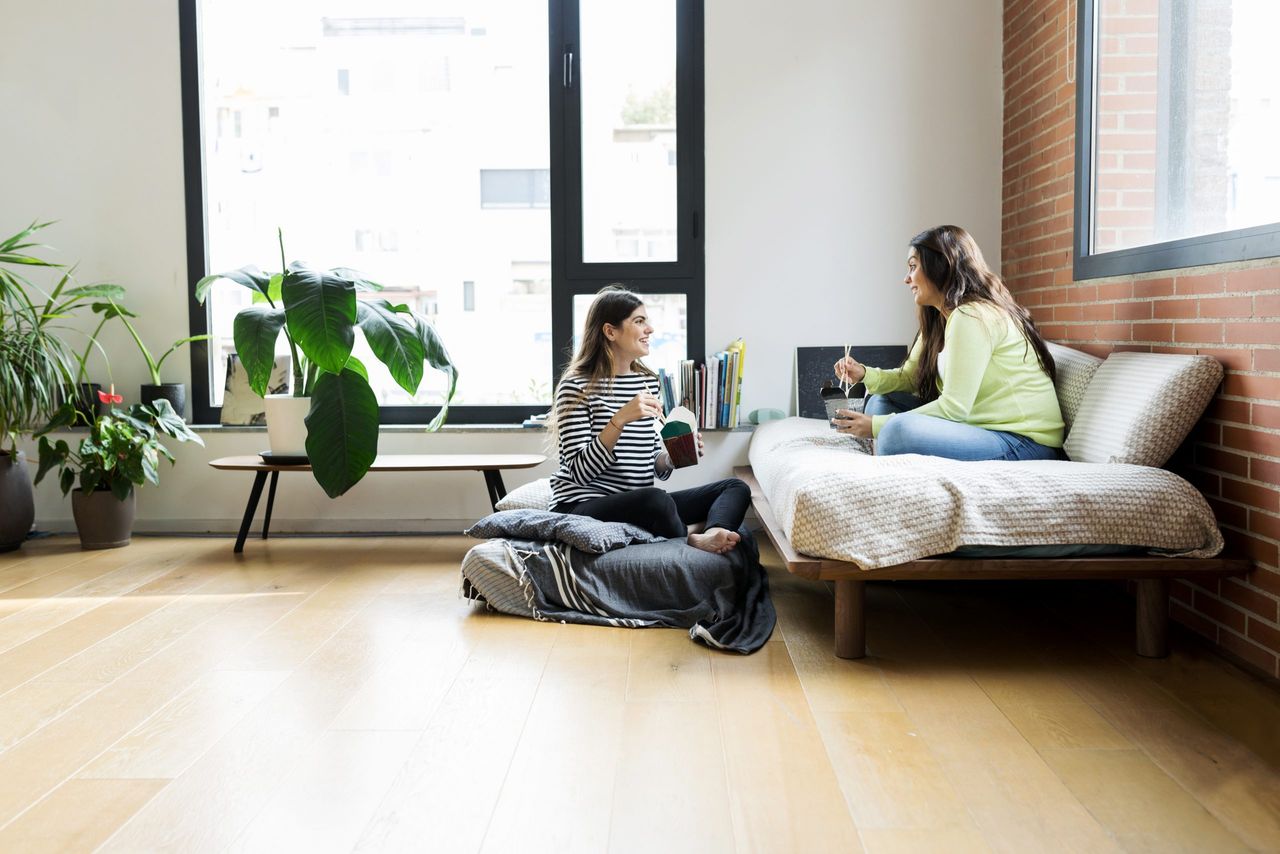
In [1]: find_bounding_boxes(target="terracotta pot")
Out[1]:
[0,451,35,552]
[140,383,186,418]
[71,488,136,550]
[264,394,312,458]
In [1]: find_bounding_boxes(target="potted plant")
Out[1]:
[195,230,458,498]
[34,391,204,549]
[87,298,209,417]
[0,221,121,551]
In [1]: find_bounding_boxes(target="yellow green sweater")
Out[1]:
[862,303,1065,447]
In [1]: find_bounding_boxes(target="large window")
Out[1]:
[1074,0,1280,278]
[180,0,703,423]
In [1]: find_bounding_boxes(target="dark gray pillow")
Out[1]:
[465,509,665,553]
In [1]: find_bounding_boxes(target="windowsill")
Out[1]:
[183,423,757,434]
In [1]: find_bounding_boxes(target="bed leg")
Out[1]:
[834,579,866,659]
[1135,578,1169,658]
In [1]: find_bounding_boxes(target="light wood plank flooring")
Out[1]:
[0,534,1276,853]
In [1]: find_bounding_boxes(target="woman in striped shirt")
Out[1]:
[549,286,750,555]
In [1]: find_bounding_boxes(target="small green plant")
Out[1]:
[0,221,122,453]
[88,299,209,385]
[195,229,458,498]
[35,390,204,500]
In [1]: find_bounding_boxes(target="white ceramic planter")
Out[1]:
[264,394,312,456]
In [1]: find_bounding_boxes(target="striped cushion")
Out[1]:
[461,540,536,617]
[1063,352,1223,466]
[1046,342,1102,430]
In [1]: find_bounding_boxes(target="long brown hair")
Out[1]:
[907,225,1055,402]
[547,284,656,443]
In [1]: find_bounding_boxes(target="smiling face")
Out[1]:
[604,304,652,370]
[905,247,945,312]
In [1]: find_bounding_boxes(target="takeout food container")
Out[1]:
[659,405,700,468]
[661,422,700,468]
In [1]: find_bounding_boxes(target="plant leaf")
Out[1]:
[282,265,356,375]
[232,305,287,397]
[90,301,137,319]
[34,436,65,486]
[64,283,126,301]
[110,478,133,501]
[0,220,55,253]
[343,355,369,381]
[0,253,60,267]
[330,267,383,292]
[414,314,458,430]
[304,369,379,498]
[140,399,205,446]
[35,401,77,438]
[196,265,272,304]
[357,299,424,394]
[141,444,160,485]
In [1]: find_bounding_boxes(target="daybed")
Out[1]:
[742,343,1250,659]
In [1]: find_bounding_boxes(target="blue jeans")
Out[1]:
[865,394,1060,461]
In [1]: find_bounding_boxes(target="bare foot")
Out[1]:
[686,521,707,536]
[687,527,741,554]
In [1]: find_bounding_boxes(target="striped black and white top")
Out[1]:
[550,372,670,508]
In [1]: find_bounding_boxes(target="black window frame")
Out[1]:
[1072,0,1280,281]
[179,0,704,425]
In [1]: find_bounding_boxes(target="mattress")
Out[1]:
[747,417,1224,569]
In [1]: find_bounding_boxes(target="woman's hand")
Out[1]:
[832,409,873,438]
[696,432,705,457]
[834,356,866,385]
[614,391,664,425]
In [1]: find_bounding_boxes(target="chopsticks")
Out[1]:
[841,344,852,396]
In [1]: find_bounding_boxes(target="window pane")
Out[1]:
[572,293,687,378]
[480,169,550,208]
[579,0,678,263]
[1092,0,1280,254]
[198,0,551,408]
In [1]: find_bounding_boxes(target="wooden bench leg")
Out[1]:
[1136,578,1169,658]
[261,471,279,541]
[834,579,866,659]
[234,471,268,555]
[482,470,507,512]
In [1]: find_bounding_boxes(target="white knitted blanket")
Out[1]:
[748,418,1224,569]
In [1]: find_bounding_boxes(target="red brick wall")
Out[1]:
[1003,0,1280,678]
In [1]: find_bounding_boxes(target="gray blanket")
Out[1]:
[462,510,776,654]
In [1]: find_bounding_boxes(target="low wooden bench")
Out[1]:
[735,465,1250,660]
[209,454,546,553]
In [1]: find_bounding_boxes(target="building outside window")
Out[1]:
[1075,0,1280,278]
[183,0,704,422]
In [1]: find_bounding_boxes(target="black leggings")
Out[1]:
[553,478,751,540]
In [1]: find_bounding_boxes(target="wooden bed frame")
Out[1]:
[734,465,1251,660]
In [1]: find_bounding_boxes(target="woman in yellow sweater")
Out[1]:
[833,225,1064,460]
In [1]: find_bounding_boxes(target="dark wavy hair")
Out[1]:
[908,225,1055,402]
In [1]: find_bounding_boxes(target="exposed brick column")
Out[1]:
[1003,0,1280,678]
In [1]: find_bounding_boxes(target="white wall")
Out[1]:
[4,0,1002,532]
[705,0,1005,413]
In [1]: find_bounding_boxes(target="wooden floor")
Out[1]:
[0,536,1276,853]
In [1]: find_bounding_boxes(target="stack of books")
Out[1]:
[658,338,746,429]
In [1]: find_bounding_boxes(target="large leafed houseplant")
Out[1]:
[0,221,124,550]
[196,233,457,498]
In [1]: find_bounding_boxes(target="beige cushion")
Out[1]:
[494,477,553,512]
[1064,352,1223,466]
[1046,342,1102,430]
